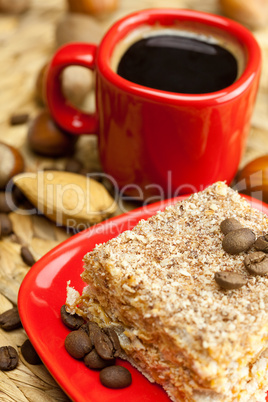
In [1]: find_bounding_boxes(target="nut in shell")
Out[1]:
[236,155,268,203]
[67,0,118,16]
[35,63,48,105]
[0,142,24,190]
[27,111,77,157]
[61,66,94,110]
[55,13,104,48]
[13,171,117,227]
[220,0,268,30]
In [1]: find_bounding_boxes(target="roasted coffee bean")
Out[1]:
[10,113,29,126]
[222,228,255,254]
[104,328,121,357]
[0,192,13,213]
[84,348,115,370]
[65,329,93,359]
[60,305,84,330]
[94,330,114,360]
[100,365,132,389]
[220,218,242,235]
[79,322,90,335]
[21,339,42,365]
[254,234,268,253]
[0,307,22,331]
[20,246,36,266]
[0,346,19,371]
[0,213,13,236]
[65,158,83,174]
[214,271,247,290]
[244,251,268,276]
[87,321,102,345]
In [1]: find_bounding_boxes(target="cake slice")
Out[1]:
[66,182,268,402]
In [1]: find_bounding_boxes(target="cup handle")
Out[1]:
[45,43,98,135]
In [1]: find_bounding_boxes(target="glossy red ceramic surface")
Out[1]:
[45,9,261,198]
[18,195,268,402]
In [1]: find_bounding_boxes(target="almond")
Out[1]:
[13,171,117,227]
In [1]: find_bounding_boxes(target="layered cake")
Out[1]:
[66,182,268,401]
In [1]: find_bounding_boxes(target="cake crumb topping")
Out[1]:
[83,182,268,361]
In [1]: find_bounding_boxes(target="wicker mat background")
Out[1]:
[0,0,268,400]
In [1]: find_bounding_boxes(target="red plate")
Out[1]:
[18,195,268,402]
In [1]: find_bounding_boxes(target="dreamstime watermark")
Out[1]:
[4,169,268,233]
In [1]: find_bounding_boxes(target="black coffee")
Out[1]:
[117,35,238,94]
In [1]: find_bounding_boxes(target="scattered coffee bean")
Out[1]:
[21,339,42,365]
[94,330,114,361]
[87,321,102,345]
[215,271,247,290]
[254,234,268,253]
[100,365,132,389]
[244,251,268,276]
[104,328,121,357]
[79,322,90,335]
[0,192,13,213]
[0,307,21,331]
[20,246,36,266]
[65,158,83,174]
[0,213,13,236]
[65,329,93,359]
[10,113,29,126]
[84,348,115,370]
[220,218,243,235]
[0,346,19,371]
[60,305,84,330]
[222,228,255,254]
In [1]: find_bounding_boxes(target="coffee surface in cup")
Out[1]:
[117,34,238,94]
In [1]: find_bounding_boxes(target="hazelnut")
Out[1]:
[27,110,77,157]
[0,142,24,190]
[62,66,94,109]
[55,13,103,48]
[0,0,30,14]
[36,63,94,109]
[66,0,118,16]
[35,63,48,106]
[235,155,268,202]
[220,0,268,30]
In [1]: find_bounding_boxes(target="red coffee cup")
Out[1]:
[45,9,261,200]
